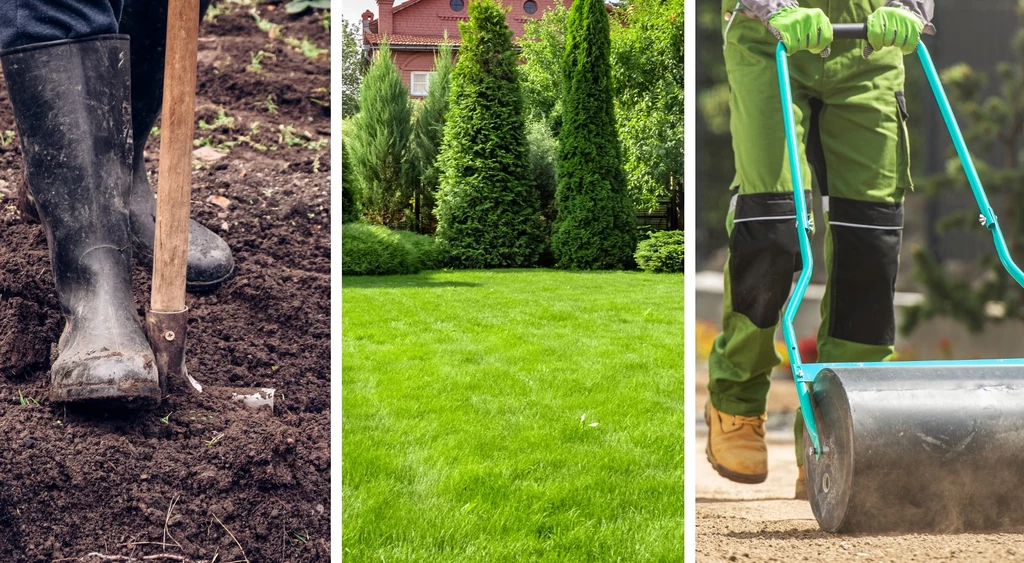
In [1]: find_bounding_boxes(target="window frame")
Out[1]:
[410,71,434,97]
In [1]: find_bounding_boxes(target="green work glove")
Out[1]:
[766,6,834,56]
[865,6,924,56]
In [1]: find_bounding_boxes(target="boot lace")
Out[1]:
[731,415,764,430]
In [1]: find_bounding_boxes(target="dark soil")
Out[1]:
[0,3,330,561]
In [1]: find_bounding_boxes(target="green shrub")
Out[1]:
[395,229,445,271]
[434,0,543,268]
[634,230,684,273]
[552,0,636,269]
[342,223,444,275]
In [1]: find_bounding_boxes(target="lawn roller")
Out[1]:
[778,25,1024,533]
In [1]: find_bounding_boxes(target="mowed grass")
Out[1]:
[342,269,684,562]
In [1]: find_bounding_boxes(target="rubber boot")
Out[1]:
[705,402,769,484]
[2,35,161,407]
[119,0,234,292]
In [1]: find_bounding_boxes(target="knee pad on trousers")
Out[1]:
[729,192,808,329]
[826,197,904,346]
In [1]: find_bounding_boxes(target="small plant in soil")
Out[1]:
[159,412,172,424]
[193,136,229,153]
[0,130,15,147]
[310,87,330,108]
[247,50,274,73]
[17,390,38,407]
[250,8,280,39]
[234,123,270,152]
[260,94,278,114]
[278,124,324,150]
[198,109,236,131]
[204,3,223,23]
[205,432,225,448]
[283,37,326,61]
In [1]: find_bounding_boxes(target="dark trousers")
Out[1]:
[0,1,124,51]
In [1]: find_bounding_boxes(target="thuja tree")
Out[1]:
[903,11,1024,334]
[552,0,635,269]
[434,0,542,268]
[410,37,454,233]
[348,41,413,228]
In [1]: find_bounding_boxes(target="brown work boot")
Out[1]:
[705,402,768,484]
[795,464,808,500]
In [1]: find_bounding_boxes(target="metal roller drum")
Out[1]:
[804,364,1024,533]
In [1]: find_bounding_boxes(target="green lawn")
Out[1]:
[342,269,684,562]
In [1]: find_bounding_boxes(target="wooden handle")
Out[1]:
[152,0,201,313]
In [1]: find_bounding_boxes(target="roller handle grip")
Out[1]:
[831,22,936,40]
[832,23,868,41]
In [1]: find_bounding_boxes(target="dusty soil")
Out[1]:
[0,3,330,561]
[696,368,1024,562]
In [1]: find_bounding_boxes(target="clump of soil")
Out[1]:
[0,3,330,561]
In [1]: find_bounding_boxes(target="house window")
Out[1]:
[524,0,537,13]
[410,72,434,97]
[450,0,463,11]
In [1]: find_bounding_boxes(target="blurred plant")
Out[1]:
[694,320,718,360]
[286,0,330,15]
[902,5,1024,334]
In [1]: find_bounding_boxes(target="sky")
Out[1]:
[340,0,381,21]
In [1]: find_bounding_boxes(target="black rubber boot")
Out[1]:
[119,0,234,293]
[2,35,161,407]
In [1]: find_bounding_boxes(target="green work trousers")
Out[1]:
[708,0,912,448]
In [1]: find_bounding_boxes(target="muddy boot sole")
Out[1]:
[50,380,162,408]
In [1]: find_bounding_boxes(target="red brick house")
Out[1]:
[361,0,571,97]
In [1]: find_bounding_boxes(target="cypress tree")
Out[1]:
[552,0,636,269]
[411,37,454,233]
[434,0,542,268]
[349,41,413,228]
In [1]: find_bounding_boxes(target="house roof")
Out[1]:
[392,0,432,14]
[363,33,463,47]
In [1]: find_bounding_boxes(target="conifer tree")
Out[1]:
[552,0,636,269]
[349,41,413,228]
[411,38,454,233]
[435,0,542,267]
